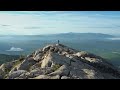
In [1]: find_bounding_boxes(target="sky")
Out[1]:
[0,11,120,35]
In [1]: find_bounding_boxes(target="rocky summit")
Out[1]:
[0,43,120,79]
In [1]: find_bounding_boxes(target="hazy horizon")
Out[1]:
[0,32,117,36]
[0,11,120,35]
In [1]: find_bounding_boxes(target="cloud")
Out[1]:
[1,24,10,27]
[76,26,120,28]
[24,27,42,29]
[24,26,56,29]
[6,47,24,51]
[93,13,120,18]
[94,14,105,16]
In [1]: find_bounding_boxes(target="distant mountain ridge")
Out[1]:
[0,33,115,41]
[49,32,114,38]
[0,32,114,37]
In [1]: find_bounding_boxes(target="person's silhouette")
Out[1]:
[58,40,60,44]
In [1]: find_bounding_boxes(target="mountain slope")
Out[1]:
[0,43,120,79]
[0,54,19,65]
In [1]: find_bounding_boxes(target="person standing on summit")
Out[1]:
[58,40,60,44]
